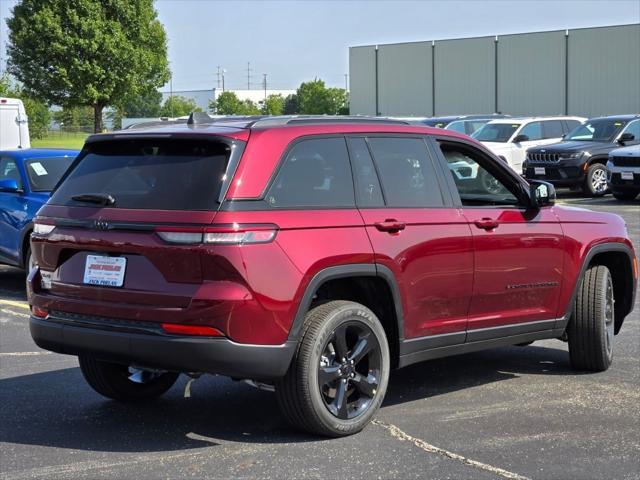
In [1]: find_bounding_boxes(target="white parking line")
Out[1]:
[1,308,30,318]
[0,352,52,357]
[373,419,530,480]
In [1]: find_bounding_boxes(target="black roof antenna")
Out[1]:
[187,111,215,125]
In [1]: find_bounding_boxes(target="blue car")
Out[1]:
[0,148,79,270]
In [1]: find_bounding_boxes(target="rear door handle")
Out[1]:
[374,219,406,233]
[474,217,499,230]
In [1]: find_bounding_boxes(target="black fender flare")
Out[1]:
[286,263,405,343]
[559,242,636,334]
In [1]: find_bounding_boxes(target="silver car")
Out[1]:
[607,144,640,201]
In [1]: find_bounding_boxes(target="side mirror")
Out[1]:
[0,179,20,193]
[529,180,556,208]
[618,132,635,144]
[513,134,529,143]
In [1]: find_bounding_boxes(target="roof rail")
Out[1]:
[250,115,411,128]
[184,113,412,128]
[186,112,267,125]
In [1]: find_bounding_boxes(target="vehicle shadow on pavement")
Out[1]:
[0,343,583,452]
[383,343,582,407]
[0,267,28,301]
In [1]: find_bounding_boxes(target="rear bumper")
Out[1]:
[30,313,296,380]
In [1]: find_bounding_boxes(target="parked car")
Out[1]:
[0,149,78,270]
[400,114,508,132]
[524,115,640,196]
[28,116,636,437]
[472,116,585,173]
[607,144,640,201]
[0,97,30,150]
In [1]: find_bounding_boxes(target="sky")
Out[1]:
[0,0,639,93]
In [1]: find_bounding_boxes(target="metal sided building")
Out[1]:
[349,24,640,118]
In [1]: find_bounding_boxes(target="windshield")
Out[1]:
[25,157,75,192]
[565,119,627,142]
[50,139,233,210]
[472,123,520,143]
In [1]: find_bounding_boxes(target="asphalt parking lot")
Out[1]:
[1,195,638,480]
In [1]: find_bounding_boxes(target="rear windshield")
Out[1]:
[50,139,232,210]
[25,156,75,192]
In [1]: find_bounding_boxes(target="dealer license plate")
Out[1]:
[621,171,634,180]
[83,255,127,287]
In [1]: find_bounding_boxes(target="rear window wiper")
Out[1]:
[71,193,116,206]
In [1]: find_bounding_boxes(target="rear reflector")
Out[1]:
[33,222,56,235]
[161,323,224,337]
[156,224,277,245]
[31,306,49,319]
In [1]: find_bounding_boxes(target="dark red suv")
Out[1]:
[28,116,637,437]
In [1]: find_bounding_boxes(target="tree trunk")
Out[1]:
[93,103,104,133]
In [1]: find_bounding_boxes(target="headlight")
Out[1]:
[559,152,582,160]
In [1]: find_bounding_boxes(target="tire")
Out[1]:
[612,191,638,201]
[276,300,390,437]
[568,265,615,372]
[79,355,179,402]
[582,164,608,197]
[25,247,34,273]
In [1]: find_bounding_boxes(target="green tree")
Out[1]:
[160,96,201,117]
[283,94,299,115]
[296,79,348,115]
[7,0,170,133]
[240,99,261,115]
[52,106,94,130]
[209,91,260,115]
[261,94,285,115]
[121,89,163,118]
[0,75,51,139]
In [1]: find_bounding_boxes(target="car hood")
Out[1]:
[609,144,640,157]
[528,140,614,155]
[480,142,511,152]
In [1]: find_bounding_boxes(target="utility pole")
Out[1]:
[246,62,251,89]
[170,75,174,117]
[344,73,348,92]
[216,66,221,89]
[222,69,226,92]
[263,74,267,100]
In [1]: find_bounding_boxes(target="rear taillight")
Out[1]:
[156,224,277,245]
[161,323,224,336]
[31,306,49,319]
[33,221,55,236]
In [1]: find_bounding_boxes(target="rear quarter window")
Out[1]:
[266,137,355,208]
[50,139,233,210]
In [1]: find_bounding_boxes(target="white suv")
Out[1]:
[472,116,585,173]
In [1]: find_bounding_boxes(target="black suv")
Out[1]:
[524,115,640,196]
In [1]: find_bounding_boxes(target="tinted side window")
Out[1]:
[519,122,543,141]
[367,137,444,207]
[543,120,564,139]
[0,158,22,189]
[437,142,519,206]
[267,137,354,208]
[347,138,384,207]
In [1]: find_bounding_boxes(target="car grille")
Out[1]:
[611,156,639,167]
[528,153,561,162]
